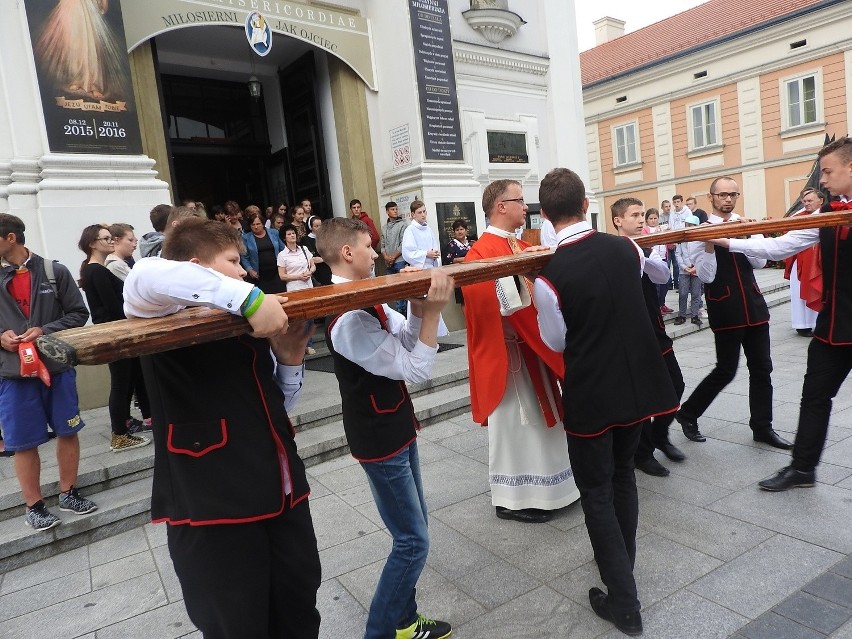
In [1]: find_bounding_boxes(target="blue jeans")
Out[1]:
[361,442,429,639]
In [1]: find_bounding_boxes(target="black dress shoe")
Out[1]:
[589,587,643,636]
[635,457,670,477]
[495,506,552,523]
[753,429,793,450]
[656,442,686,462]
[796,329,813,337]
[673,316,686,325]
[675,411,706,442]
[759,466,816,492]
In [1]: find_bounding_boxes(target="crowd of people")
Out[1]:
[1,136,851,638]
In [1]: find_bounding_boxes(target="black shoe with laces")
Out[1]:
[589,587,642,636]
[759,466,815,492]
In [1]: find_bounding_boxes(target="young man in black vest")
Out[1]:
[534,169,679,636]
[611,198,713,476]
[123,218,321,638]
[712,137,852,490]
[675,176,793,450]
[318,217,454,639]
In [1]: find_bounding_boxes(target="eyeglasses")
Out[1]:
[501,198,525,205]
[711,192,740,199]
[97,236,114,243]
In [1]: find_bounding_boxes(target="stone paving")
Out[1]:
[2,300,852,638]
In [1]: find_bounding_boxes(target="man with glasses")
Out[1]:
[675,177,792,450]
[0,214,94,531]
[462,179,579,524]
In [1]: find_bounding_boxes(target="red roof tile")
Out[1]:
[580,0,830,86]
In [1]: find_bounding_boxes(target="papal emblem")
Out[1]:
[245,11,272,57]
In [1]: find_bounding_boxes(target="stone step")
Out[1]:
[0,477,152,574]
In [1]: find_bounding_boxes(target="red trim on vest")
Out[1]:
[370,382,407,414]
[564,405,679,438]
[166,419,228,457]
[353,435,418,463]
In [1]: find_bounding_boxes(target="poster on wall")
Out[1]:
[408,0,463,161]
[435,202,477,255]
[24,0,143,154]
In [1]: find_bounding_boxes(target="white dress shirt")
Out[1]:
[328,274,437,383]
[707,212,767,271]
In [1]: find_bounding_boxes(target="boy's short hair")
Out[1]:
[109,222,134,239]
[610,197,643,223]
[482,180,518,217]
[538,168,586,224]
[819,136,852,163]
[660,199,670,206]
[349,199,362,208]
[0,213,25,244]
[162,218,244,262]
[410,199,425,213]
[316,217,370,266]
[385,201,397,210]
[167,206,204,227]
[673,194,684,202]
[149,204,173,232]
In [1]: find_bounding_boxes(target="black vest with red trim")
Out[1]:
[704,244,769,331]
[538,232,678,437]
[326,306,419,461]
[143,335,309,526]
[814,224,852,344]
[641,248,673,353]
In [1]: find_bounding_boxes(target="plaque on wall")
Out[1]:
[24,0,143,154]
[435,202,477,256]
[409,0,464,161]
[487,131,528,163]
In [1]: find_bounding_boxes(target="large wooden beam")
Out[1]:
[37,211,852,366]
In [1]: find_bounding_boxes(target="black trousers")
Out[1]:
[107,357,148,435]
[636,351,685,462]
[567,425,642,614]
[167,498,322,639]
[681,324,773,432]
[792,339,852,472]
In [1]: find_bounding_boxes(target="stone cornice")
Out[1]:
[453,41,549,77]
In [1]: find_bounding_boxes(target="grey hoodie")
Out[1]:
[140,231,164,258]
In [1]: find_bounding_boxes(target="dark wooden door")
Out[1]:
[279,52,331,217]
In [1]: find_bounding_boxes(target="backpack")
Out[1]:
[43,259,59,299]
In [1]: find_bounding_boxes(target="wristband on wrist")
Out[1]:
[241,287,264,318]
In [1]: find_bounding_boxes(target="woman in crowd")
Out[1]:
[290,205,308,241]
[442,219,473,304]
[301,215,331,286]
[241,213,286,294]
[642,208,673,314]
[104,223,136,281]
[78,225,150,452]
[278,223,317,355]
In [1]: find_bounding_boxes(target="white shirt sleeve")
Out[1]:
[643,248,671,284]
[689,242,718,283]
[274,362,305,412]
[533,277,566,352]
[728,228,819,261]
[329,307,437,384]
[539,220,558,248]
[123,257,254,318]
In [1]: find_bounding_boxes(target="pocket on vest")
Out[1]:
[167,419,228,457]
[369,382,406,414]
[707,285,731,302]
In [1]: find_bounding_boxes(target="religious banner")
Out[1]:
[409,0,464,161]
[436,201,477,249]
[120,0,377,90]
[24,0,143,154]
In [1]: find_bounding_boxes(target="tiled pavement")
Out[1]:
[2,297,852,638]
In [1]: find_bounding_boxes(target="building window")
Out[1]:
[689,101,718,149]
[786,75,817,128]
[780,71,823,132]
[613,122,638,166]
